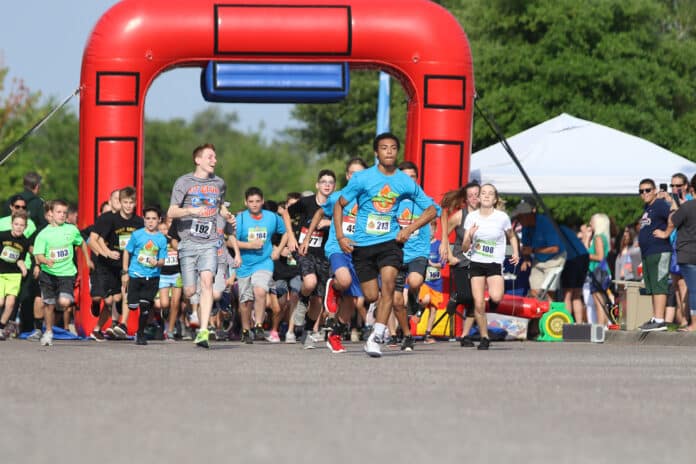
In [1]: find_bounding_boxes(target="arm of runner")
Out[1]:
[300,208,325,256]
[280,207,299,253]
[397,204,438,243]
[167,204,205,219]
[17,259,28,278]
[226,234,242,267]
[462,223,478,252]
[34,253,53,268]
[333,196,353,253]
[121,249,130,284]
[506,228,520,265]
[80,242,95,270]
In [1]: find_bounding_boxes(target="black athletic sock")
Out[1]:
[0,322,5,330]
[304,317,316,332]
[90,301,102,318]
[138,302,151,336]
[34,317,44,331]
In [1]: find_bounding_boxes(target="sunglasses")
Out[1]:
[670,183,685,188]
[638,188,653,194]
[12,204,27,209]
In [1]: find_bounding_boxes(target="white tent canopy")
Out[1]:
[469,113,696,195]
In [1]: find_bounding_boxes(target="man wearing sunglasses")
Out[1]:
[3,172,47,231]
[637,178,673,332]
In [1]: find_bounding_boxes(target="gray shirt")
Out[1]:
[170,173,226,246]
[671,200,696,265]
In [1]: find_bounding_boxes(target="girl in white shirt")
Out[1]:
[462,184,519,349]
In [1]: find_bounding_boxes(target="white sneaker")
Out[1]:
[40,332,53,346]
[285,331,297,344]
[310,331,324,343]
[303,332,316,349]
[364,335,382,358]
[27,329,42,341]
[350,328,360,343]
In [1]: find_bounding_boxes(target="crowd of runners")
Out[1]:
[0,133,529,356]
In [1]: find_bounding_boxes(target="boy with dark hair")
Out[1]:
[335,133,437,357]
[281,169,336,348]
[33,200,93,346]
[91,186,144,339]
[122,207,168,345]
[236,187,286,343]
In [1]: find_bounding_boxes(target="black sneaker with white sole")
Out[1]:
[400,335,415,352]
[639,318,667,332]
[477,337,490,350]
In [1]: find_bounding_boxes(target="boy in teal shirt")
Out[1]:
[122,207,167,345]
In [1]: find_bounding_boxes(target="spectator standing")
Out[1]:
[4,172,47,230]
[636,179,673,332]
[668,173,696,331]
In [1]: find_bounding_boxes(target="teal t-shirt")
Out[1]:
[33,223,83,277]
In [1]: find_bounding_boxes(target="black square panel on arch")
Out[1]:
[96,72,140,106]
[424,75,466,110]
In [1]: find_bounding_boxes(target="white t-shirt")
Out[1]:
[463,209,512,264]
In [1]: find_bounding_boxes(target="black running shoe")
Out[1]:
[400,335,415,352]
[253,324,265,341]
[241,329,254,344]
[135,333,148,346]
[478,337,490,350]
[460,336,475,347]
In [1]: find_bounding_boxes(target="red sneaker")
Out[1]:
[326,333,346,353]
[324,278,341,315]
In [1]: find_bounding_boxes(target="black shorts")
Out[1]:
[395,257,428,292]
[469,261,503,278]
[90,264,121,298]
[297,253,331,296]
[561,254,590,289]
[39,272,75,305]
[352,241,404,283]
[127,277,160,308]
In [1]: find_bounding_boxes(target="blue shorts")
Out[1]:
[159,273,183,289]
[329,252,363,298]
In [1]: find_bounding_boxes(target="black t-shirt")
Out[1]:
[0,230,30,274]
[94,211,144,267]
[287,195,329,257]
[671,200,696,265]
[271,231,299,281]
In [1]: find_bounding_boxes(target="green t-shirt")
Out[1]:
[33,223,83,277]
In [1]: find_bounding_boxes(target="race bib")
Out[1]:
[137,251,156,267]
[366,213,391,235]
[49,247,70,262]
[0,246,20,263]
[165,250,179,266]
[473,238,496,258]
[190,219,213,238]
[342,216,356,236]
[299,227,323,248]
[425,266,441,281]
[247,227,267,242]
[118,234,131,250]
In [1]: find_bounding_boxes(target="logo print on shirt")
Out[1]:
[371,185,398,213]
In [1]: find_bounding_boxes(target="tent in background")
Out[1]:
[469,113,696,195]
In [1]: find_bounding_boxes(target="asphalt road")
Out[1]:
[1,338,694,464]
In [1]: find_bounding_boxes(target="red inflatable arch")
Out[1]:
[77,0,474,335]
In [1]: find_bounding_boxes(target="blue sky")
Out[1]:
[0,0,295,140]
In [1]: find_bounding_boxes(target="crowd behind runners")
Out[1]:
[2,135,696,353]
